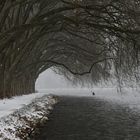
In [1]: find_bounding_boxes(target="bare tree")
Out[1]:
[0,0,139,98]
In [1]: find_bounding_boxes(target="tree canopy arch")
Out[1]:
[0,0,139,98]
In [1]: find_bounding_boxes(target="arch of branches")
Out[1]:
[0,0,139,98]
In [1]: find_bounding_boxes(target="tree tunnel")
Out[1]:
[0,0,139,98]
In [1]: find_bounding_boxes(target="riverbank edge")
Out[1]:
[0,94,58,140]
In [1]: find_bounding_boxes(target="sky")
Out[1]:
[35,69,74,89]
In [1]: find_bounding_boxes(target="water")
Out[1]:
[30,96,140,140]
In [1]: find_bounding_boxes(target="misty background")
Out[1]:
[35,69,116,90]
[36,69,75,89]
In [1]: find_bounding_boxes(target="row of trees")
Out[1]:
[0,0,139,98]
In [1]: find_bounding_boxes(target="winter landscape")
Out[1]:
[0,70,140,139]
[0,0,140,140]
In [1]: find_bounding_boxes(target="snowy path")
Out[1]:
[31,96,140,140]
[0,93,49,118]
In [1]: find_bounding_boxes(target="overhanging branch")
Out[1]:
[22,57,114,76]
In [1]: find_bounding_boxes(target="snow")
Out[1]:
[0,88,140,139]
[94,88,140,110]
[0,92,50,118]
[0,93,57,140]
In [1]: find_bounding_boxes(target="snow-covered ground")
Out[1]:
[0,92,52,118]
[0,93,57,140]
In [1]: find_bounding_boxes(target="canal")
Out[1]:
[30,96,140,140]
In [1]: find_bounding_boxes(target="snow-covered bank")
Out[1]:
[94,88,140,111]
[0,94,57,140]
[0,92,51,118]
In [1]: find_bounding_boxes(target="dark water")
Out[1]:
[30,96,140,140]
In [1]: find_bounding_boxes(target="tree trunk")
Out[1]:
[0,72,36,99]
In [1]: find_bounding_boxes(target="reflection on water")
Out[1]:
[31,96,140,140]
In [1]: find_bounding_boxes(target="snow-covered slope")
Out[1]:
[0,94,57,140]
[0,92,51,118]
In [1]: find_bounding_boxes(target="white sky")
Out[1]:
[35,69,74,89]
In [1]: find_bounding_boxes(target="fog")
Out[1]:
[35,69,74,89]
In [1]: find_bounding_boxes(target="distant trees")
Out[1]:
[0,0,139,98]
